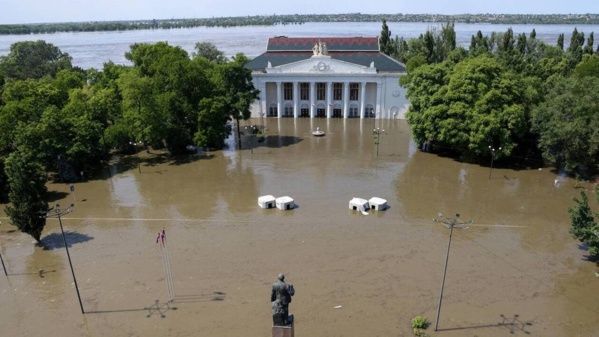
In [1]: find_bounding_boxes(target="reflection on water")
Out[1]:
[109,172,144,208]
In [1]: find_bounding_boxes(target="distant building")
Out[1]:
[245,37,408,119]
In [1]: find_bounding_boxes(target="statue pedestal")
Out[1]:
[272,314,294,337]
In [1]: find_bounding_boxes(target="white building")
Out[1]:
[246,37,409,120]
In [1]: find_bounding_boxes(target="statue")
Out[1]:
[312,42,320,56]
[321,42,328,55]
[271,273,295,326]
[312,41,328,56]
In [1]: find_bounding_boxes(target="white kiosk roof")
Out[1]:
[258,195,276,203]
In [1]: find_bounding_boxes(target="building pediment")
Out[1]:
[265,56,377,74]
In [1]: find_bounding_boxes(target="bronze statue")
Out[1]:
[271,273,295,326]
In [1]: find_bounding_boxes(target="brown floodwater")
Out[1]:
[1,118,598,337]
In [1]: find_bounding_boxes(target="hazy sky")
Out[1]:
[2,0,599,24]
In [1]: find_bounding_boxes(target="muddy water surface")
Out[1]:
[1,118,598,337]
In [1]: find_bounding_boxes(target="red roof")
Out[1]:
[267,37,379,52]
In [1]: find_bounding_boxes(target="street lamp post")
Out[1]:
[488,146,501,179]
[129,142,141,173]
[373,127,385,156]
[245,125,258,154]
[372,111,379,129]
[40,204,84,314]
[433,213,472,331]
[0,221,7,276]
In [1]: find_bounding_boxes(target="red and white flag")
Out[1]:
[156,229,166,246]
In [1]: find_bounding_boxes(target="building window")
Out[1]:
[333,83,342,100]
[350,83,359,101]
[300,83,309,100]
[317,83,326,100]
[365,104,374,118]
[332,103,342,118]
[284,82,293,100]
[284,103,294,117]
[349,104,359,117]
[268,104,278,117]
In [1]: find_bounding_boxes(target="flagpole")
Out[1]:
[158,231,173,302]
[162,231,175,302]
[159,239,171,301]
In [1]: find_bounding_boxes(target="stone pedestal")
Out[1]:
[272,314,294,337]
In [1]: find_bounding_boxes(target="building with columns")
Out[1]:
[246,37,409,119]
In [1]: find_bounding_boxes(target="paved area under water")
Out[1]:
[1,118,598,337]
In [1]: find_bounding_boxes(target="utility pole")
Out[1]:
[433,213,472,331]
[0,221,7,276]
[40,204,84,314]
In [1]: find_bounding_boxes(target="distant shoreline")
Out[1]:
[1,13,599,35]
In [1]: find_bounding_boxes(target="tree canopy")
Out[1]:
[0,40,259,240]
[568,188,599,257]
[393,25,599,176]
[0,40,73,81]
[531,76,599,176]
[405,55,532,159]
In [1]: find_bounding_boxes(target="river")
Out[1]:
[1,22,599,69]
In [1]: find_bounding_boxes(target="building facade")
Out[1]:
[246,37,409,119]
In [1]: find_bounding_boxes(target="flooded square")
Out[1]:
[1,118,598,337]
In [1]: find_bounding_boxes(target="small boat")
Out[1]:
[312,127,325,137]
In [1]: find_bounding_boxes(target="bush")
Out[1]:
[412,316,430,336]
[412,316,429,329]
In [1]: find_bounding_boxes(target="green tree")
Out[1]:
[573,54,599,78]
[568,188,599,256]
[531,76,599,176]
[208,53,259,149]
[117,70,159,147]
[557,33,565,50]
[192,42,227,63]
[194,97,231,149]
[53,68,86,92]
[470,30,490,56]
[583,32,595,55]
[439,21,456,61]
[123,42,210,153]
[4,150,48,243]
[0,78,69,156]
[406,55,532,158]
[0,40,72,80]
[395,37,409,63]
[379,19,393,56]
[567,28,585,65]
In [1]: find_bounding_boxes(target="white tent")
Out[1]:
[368,197,388,211]
[276,196,295,210]
[349,198,369,214]
[258,195,276,209]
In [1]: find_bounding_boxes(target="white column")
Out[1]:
[310,82,315,118]
[360,81,366,119]
[260,81,267,117]
[293,81,299,118]
[380,79,387,118]
[343,81,350,118]
[375,81,382,119]
[326,82,332,119]
[276,81,282,118]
